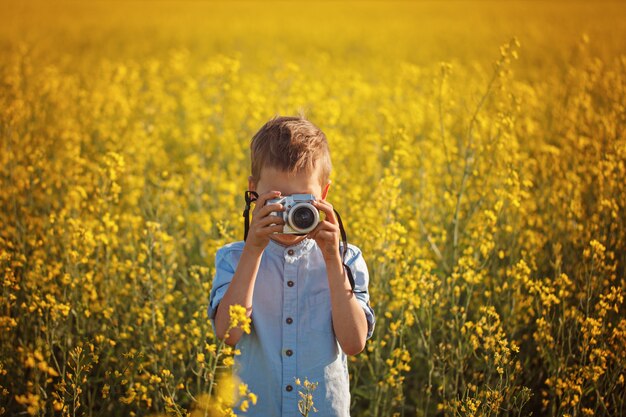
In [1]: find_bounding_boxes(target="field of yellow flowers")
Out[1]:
[1,1,625,416]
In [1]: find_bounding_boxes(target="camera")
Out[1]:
[266,194,320,235]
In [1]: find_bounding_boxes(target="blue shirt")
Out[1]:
[208,237,375,417]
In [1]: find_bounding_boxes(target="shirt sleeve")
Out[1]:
[344,244,376,340]
[207,242,243,334]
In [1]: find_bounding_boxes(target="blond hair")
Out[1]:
[250,115,332,186]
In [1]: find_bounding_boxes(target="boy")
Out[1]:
[208,115,375,416]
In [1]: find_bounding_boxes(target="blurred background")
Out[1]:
[1,1,625,416]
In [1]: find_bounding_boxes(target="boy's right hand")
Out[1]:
[245,190,285,252]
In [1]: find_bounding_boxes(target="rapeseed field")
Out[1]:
[1,1,625,416]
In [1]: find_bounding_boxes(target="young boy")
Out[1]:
[208,115,375,416]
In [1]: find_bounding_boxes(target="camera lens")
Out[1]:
[292,206,315,229]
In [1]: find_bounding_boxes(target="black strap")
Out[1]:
[242,191,365,294]
[243,191,259,241]
[333,208,366,294]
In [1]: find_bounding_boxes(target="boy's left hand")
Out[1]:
[308,200,342,264]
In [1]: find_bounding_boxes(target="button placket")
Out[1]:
[281,252,298,413]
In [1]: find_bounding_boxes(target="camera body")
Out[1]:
[267,194,320,235]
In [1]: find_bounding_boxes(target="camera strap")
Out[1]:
[242,191,365,294]
[243,190,259,242]
[333,208,367,294]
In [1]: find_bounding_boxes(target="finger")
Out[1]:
[255,190,280,208]
[308,222,338,241]
[255,215,285,228]
[313,230,338,242]
[256,202,285,219]
[253,191,282,214]
[312,200,337,225]
[311,220,338,233]
[255,224,285,237]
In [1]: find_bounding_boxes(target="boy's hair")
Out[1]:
[250,115,332,186]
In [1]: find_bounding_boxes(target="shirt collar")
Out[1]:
[267,236,316,258]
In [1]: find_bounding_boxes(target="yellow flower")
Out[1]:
[240,399,249,412]
[249,393,258,405]
[229,304,251,334]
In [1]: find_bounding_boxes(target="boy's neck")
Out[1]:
[269,234,309,248]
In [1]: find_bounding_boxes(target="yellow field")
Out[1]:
[1,1,625,416]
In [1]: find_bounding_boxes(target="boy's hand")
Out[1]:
[308,200,342,264]
[245,190,285,253]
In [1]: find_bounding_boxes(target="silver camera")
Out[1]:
[266,194,320,235]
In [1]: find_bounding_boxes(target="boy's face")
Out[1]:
[249,165,331,246]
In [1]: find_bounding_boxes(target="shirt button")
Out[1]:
[287,249,295,256]
[286,349,293,357]
[287,280,294,287]
[286,317,293,324]
[286,384,293,392]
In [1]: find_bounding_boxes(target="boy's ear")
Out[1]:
[321,181,331,200]
[248,175,256,191]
